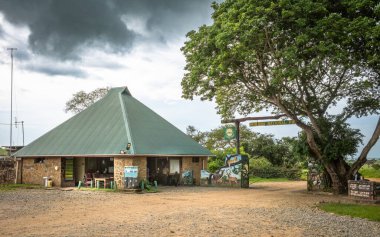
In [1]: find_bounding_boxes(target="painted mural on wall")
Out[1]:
[201,154,249,188]
[182,169,193,185]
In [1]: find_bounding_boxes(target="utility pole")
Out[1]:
[7,48,17,156]
[15,119,25,146]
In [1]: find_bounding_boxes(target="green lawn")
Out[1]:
[319,203,380,222]
[249,177,290,183]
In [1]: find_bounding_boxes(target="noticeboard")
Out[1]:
[124,166,138,178]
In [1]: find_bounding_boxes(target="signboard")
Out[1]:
[348,180,378,200]
[223,126,236,140]
[124,166,138,189]
[249,120,295,127]
[124,166,138,178]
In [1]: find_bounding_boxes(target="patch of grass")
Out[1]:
[249,177,290,183]
[319,203,380,222]
[359,164,380,178]
[0,184,43,191]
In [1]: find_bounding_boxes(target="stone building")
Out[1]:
[15,87,211,188]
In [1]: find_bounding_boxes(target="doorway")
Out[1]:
[147,157,181,185]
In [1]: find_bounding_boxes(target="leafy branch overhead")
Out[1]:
[65,88,109,114]
[181,0,380,194]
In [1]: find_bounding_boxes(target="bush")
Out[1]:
[249,157,272,169]
[250,167,302,180]
[359,164,380,178]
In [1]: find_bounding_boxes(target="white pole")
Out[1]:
[7,48,17,156]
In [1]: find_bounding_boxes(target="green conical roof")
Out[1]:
[15,87,212,157]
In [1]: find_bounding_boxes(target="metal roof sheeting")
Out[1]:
[15,87,212,157]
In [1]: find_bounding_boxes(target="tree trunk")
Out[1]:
[325,158,350,194]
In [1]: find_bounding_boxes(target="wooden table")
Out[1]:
[94,177,113,188]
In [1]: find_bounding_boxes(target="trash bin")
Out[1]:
[47,180,53,187]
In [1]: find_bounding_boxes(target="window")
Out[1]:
[34,158,45,164]
[169,159,180,174]
[192,157,200,163]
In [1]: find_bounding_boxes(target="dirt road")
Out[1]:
[0,181,379,237]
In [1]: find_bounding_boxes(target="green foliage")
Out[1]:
[359,164,380,178]
[249,157,272,169]
[181,0,380,192]
[208,146,248,173]
[65,87,109,114]
[187,125,308,169]
[319,203,380,222]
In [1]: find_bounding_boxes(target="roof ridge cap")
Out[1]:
[118,91,135,154]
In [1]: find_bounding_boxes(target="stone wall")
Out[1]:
[0,159,16,184]
[22,157,61,187]
[114,157,133,189]
[133,157,147,181]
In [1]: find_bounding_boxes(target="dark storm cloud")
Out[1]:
[24,63,87,78]
[0,0,213,61]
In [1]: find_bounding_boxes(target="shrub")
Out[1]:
[249,157,272,169]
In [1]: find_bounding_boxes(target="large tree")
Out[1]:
[65,87,109,114]
[181,0,380,193]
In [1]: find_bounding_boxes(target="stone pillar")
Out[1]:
[114,157,133,189]
[133,157,147,182]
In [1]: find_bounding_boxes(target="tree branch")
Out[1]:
[349,116,380,176]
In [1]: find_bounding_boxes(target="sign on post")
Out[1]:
[224,126,236,140]
[249,120,295,127]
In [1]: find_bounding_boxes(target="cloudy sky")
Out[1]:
[0,0,378,158]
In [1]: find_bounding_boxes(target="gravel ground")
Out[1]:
[0,181,379,237]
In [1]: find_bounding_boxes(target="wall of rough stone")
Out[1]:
[114,157,133,189]
[22,157,61,186]
[133,157,147,182]
[0,159,16,184]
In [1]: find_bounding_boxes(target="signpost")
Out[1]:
[221,115,295,167]
[223,126,236,140]
[249,120,295,127]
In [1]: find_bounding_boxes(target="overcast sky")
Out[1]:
[0,0,378,158]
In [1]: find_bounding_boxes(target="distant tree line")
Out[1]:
[186,125,308,173]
